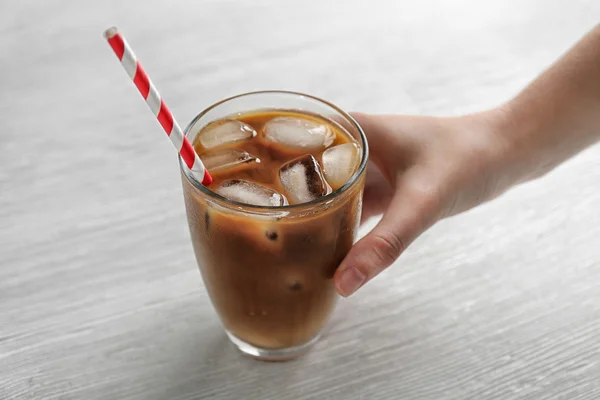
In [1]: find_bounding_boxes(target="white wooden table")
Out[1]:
[1,1,599,399]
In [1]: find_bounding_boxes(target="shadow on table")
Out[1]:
[152,321,336,400]
[148,300,410,400]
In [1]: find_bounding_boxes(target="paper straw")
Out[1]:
[103,26,212,186]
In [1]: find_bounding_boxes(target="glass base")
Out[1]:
[225,331,321,361]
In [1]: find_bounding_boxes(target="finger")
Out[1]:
[361,187,391,224]
[351,112,420,169]
[361,161,394,223]
[334,177,442,297]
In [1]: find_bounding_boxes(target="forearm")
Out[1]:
[498,25,600,183]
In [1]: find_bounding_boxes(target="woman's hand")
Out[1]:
[334,110,511,297]
[333,25,600,297]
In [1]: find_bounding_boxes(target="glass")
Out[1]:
[180,91,368,360]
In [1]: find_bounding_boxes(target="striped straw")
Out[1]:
[103,26,213,186]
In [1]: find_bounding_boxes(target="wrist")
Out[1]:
[484,103,545,186]
[464,104,538,202]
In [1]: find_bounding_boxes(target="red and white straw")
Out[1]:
[103,26,212,186]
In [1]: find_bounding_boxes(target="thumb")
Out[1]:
[334,181,442,297]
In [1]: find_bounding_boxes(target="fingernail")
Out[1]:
[337,267,366,297]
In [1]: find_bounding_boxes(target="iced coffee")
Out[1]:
[181,92,367,360]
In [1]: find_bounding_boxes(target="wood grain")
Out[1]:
[1,1,599,399]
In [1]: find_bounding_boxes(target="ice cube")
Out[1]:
[279,154,331,204]
[215,180,288,207]
[322,142,360,190]
[197,119,256,149]
[201,148,258,171]
[263,116,335,151]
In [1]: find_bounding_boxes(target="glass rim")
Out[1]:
[179,90,369,212]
